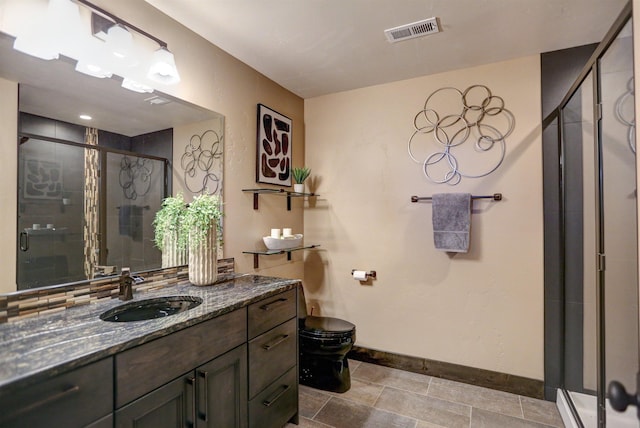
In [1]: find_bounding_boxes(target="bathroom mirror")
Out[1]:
[0,31,224,293]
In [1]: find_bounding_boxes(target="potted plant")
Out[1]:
[183,193,223,286]
[153,194,188,268]
[292,166,311,193]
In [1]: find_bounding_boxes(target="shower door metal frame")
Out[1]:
[554,3,634,427]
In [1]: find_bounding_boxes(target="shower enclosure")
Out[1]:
[557,5,638,427]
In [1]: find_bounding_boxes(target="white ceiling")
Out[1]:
[146,0,628,99]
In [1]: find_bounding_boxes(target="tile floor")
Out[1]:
[287,360,565,428]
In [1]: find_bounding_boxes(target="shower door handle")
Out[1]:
[608,372,640,420]
[19,231,29,251]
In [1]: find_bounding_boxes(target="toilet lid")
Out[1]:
[301,316,355,338]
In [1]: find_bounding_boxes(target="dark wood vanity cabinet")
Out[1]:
[0,287,298,428]
[0,357,113,428]
[115,288,298,428]
[247,289,298,428]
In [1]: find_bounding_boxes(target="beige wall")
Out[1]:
[0,78,17,294]
[304,55,544,379]
[0,0,306,287]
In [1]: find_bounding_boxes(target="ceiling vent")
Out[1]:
[384,17,440,43]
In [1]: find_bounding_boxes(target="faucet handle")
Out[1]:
[121,267,131,275]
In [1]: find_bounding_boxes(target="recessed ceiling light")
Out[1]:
[79,114,92,120]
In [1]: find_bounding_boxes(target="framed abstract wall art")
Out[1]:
[256,103,292,186]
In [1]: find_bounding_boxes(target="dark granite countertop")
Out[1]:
[0,274,300,394]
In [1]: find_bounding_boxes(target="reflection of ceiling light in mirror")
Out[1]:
[75,60,113,78]
[147,47,181,84]
[13,31,59,60]
[121,78,154,93]
[79,114,92,120]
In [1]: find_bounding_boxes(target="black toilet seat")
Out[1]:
[301,316,355,339]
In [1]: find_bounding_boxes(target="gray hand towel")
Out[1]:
[432,193,471,253]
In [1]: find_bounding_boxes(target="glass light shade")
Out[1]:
[147,47,181,84]
[13,0,83,60]
[106,24,133,59]
[74,35,113,79]
[121,78,154,93]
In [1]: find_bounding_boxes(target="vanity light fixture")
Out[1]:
[13,0,83,60]
[76,0,181,85]
[105,24,134,61]
[13,0,181,91]
[147,47,181,84]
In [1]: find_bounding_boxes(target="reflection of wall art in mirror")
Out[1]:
[24,158,63,199]
[256,103,292,186]
[180,130,223,195]
[119,156,154,200]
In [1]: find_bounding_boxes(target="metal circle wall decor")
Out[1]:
[180,129,223,195]
[119,156,153,200]
[408,85,515,185]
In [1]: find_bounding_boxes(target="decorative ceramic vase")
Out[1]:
[161,231,188,268]
[188,221,218,286]
[293,183,305,193]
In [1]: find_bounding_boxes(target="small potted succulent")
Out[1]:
[153,194,188,268]
[292,166,311,193]
[182,193,223,286]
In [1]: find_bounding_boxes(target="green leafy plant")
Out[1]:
[153,194,188,250]
[292,166,311,184]
[183,193,223,248]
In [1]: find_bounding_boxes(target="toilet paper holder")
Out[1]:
[351,270,376,280]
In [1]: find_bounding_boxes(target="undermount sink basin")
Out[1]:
[100,296,203,322]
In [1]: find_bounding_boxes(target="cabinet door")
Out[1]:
[116,375,194,428]
[196,345,248,428]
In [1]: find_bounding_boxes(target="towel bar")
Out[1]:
[411,193,502,203]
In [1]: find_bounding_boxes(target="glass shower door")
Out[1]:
[561,15,638,428]
[562,69,599,425]
[17,138,90,289]
[103,152,165,274]
[599,17,638,426]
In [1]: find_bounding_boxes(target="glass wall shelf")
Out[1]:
[242,188,317,210]
[242,244,320,268]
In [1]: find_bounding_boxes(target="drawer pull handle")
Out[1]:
[260,298,287,311]
[197,371,209,422]
[6,384,80,420]
[262,334,290,350]
[263,384,291,407]
[186,376,196,428]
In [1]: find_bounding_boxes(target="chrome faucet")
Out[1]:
[119,267,134,301]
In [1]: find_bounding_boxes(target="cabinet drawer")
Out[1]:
[116,308,246,407]
[249,317,296,398]
[0,357,113,428]
[249,366,298,428]
[248,288,296,339]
